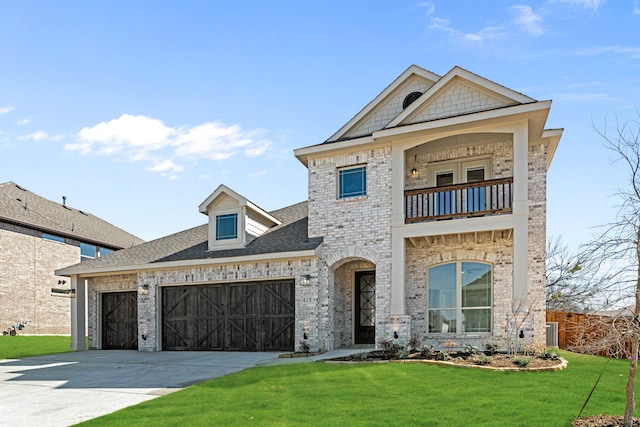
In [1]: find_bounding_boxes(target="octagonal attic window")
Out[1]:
[403,91,423,109]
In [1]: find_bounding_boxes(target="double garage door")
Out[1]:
[162,280,295,352]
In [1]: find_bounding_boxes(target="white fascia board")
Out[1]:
[198,184,248,214]
[55,249,320,278]
[375,101,552,141]
[246,200,281,226]
[325,65,441,143]
[542,128,563,169]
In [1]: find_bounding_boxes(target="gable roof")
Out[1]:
[0,182,144,249]
[198,184,280,226]
[56,201,321,276]
[325,65,538,144]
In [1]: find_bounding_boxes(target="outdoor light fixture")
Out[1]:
[303,332,308,340]
[57,279,66,285]
[300,274,311,286]
[394,331,399,339]
[411,168,417,177]
[140,284,150,295]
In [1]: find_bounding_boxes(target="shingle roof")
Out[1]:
[56,200,321,275]
[0,182,144,249]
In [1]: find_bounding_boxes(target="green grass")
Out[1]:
[77,351,638,427]
[0,335,71,359]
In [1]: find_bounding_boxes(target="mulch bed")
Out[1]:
[573,415,640,426]
[325,349,566,371]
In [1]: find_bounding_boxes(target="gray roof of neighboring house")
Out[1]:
[57,200,321,275]
[0,181,144,249]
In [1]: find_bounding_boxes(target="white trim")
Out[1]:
[56,249,320,277]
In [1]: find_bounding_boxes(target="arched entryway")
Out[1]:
[331,258,376,348]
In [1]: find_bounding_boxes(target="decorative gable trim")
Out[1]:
[326,65,441,143]
[387,66,535,129]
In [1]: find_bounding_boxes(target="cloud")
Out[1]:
[249,170,268,178]
[634,0,640,14]
[66,114,274,178]
[19,131,65,141]
[16,118,30,126]
[418,1,435,16]
[428,17,505,43]
[574,45,640,59]
[552,0,604,11]
[0,106,15,115]
[511,5,544,35]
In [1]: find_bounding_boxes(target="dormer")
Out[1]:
[198,185,281,251]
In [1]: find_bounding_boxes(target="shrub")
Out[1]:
[514,357,531,367]
[407,335,421,352]
[463,345,480,357]
[299,340,310,353]
[540,350,559,361]
[485,342,499,355]
[475,355,491,365]
[419,345,434,357]
[435,351,451,361]
[397,349,410,359]
[378,339,394,352]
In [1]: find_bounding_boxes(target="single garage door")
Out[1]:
[162,280,294,351]
[102,291,138,350]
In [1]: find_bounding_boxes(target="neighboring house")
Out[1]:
[0,182,144,334]
[57,65,562,352]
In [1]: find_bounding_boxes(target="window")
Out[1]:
[42,233,65,243]
[428,262,492,334]
[338,166,366,199]
[80,243,97,261]
[216,213,238,240]
[99,247,113,257]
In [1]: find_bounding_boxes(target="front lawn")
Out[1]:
[0,335,71,359]
[78,351,637,427]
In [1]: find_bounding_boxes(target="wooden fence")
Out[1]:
[547,310,635,358]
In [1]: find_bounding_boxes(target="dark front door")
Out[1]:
[102,292,138,350]
[355,271,376,344]
[162,280,294,351]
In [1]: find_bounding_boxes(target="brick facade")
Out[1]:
[0,224,80,334]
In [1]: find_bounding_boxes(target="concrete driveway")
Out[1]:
[0,350,282,426]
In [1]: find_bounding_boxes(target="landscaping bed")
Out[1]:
[325,340,566,371]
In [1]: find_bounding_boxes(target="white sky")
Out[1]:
[1,0,639,248]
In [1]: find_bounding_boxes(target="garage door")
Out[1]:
[102,291,138,350]
[162,280,294,351]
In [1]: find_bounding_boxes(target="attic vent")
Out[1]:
[402,91,423,109]
[15,184,26,191]
[79,210,88,216]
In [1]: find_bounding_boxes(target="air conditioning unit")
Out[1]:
[546,322,558,348]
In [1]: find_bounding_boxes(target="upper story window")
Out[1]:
[338,165,367,199]
[427,261,492,334]
[42,233,65,243]
[80,243,97,261]
[216,213,238,240]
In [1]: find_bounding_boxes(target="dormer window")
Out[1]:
[216,213,238,240]
[199,184,281,251]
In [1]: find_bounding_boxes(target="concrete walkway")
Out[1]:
[0,349,365,426]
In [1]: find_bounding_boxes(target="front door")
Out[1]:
[354,271,375,344]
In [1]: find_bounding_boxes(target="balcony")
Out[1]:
[404,177,513,223]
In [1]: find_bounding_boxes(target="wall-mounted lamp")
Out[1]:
[140,284,150,296]
[394,331,399,339]
[411,168,417,177]
[300,274,312,286]
[57,279,66,285]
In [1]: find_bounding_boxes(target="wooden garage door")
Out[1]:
[102,292,138,350]
[162,280,294,352]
